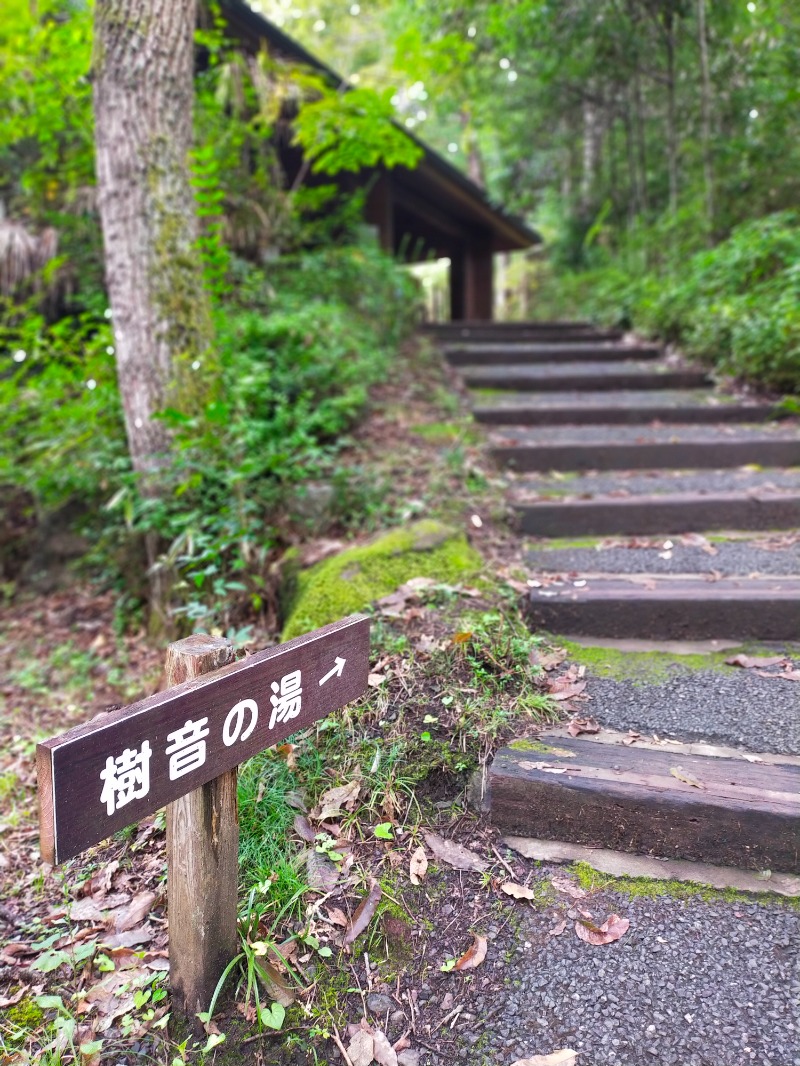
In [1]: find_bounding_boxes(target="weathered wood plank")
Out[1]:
[165,636,238,1021]
[489,738,800,872]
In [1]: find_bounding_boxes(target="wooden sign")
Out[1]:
[38,615,370,865]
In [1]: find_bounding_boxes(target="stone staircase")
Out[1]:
[429,320,800,874]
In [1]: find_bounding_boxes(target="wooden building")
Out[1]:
[220,0,539,320]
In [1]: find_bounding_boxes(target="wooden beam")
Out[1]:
[464,234,493,320]
[489,738,800,872]
[165,635,239,1022]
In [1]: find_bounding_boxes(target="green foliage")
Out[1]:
[292,76,423,175]
[538,210,800,393]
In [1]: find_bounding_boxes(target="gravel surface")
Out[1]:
[585,669,800,755]
[514,467,800,498]
[491,421,800,444]
[421,889,800,1066]
[526,540,800,576]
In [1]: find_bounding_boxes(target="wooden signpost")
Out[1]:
[37,614,370,1016]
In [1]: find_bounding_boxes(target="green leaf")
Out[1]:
[35,994,64,1010]
[32,949,70,973]
[203,1032,226,1052]
[374,822,394,840]
[258,1001,286,1030]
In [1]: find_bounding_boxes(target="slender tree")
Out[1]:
[93,0,212,478]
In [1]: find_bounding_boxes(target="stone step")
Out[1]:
[513,468,800,535]
[425,321,622,344]
[488,736,800,871]
[490,422,800,471]
[472,389,783,425]
[525,535,800,577]
[461,361,708,392]
[522,573,800,640]
[446,342,661,366]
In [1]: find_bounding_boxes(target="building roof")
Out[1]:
[219,0,540,254]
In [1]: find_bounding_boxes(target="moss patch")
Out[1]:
[557,639,764,685]
[281,520,482,640]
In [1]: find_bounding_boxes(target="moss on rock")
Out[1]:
[281,519,481,640]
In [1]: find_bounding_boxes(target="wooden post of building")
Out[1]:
[165,635,238,1021]
[449,248,466,321]
[464,232,494,321]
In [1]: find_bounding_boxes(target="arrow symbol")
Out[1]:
[318,657,346,687]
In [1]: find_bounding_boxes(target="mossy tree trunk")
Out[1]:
[93,0,212,633]
[93,0,211,477]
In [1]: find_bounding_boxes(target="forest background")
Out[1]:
[2,0,799,636]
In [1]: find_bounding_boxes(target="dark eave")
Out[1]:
[219,0,540,253]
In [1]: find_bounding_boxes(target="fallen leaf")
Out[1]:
[306,850,340,892]
[313,780,360,821]
[101,922,155,949]
[548,679,588,702]
[529,648,566,671]
[548,919,568,936]
[347,1029,375,1066]
[423,832,488,873]
[344,879,383,946]
[368,673,388,687]
[107,890,156,933]
[501,882,536,901]
[325,907,349,928]
[567,716,600,737]
[409,846,428,886]
[373,1030,398,1066]
[0,986,27,1008]
[520,761,568,775]
[669,766,705,789]
[777,670,800,682]
[741,753,763,763]
[574,914,629,946]
[276,743,297,770]
[550,877,586,900]
[454,933,488,971]
[81,860,119,900]
[68,898,109,924]
[726,654,787,669]
[397,1050,419,1066]
[511,1052,578,1066]
[294,814,317,843]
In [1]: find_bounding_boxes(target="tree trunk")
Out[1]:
[696,0,715,236]
[663,8,679,216]
[93,0,212,477]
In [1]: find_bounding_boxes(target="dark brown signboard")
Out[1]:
[38,615,370,864]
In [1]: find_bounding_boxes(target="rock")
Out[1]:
[281,519,481,640]
[366,992,394,1015]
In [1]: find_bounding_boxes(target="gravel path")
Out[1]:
[585,669,800,755]
[424,888,800,1066]
[514,467,800,498]
[526,540,800,576]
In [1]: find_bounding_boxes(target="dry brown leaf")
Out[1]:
[306,850,340,892]
[101,922,155,949]
[530,647,567,671]
[501,882,536,900]
[81,860,119,900]
[520,761,568,775]
[276,743,297,770]
[347,1029,375,1066]
[548,919,568,937]
[575,914,630,946]
[0,986,27,1008]
[567,716,600,737]
[511,1052,578,1066]
[107,890,156,933]
[368,672,388,687]
[548,679,588,702]
[258,959,296,1007]
[669,766,705,789]
[68,897,109,924]
[313,780,360,821]
[777,670,800,682]
[325,907,349,928]
[373,1030,399,1066]
[409,846,428,886]
[294,814,317,843]
[423,832,488,873]
[454,933,488,971]
[344,879,383,946]
[726,654,787,669]
[550,876,586,900]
